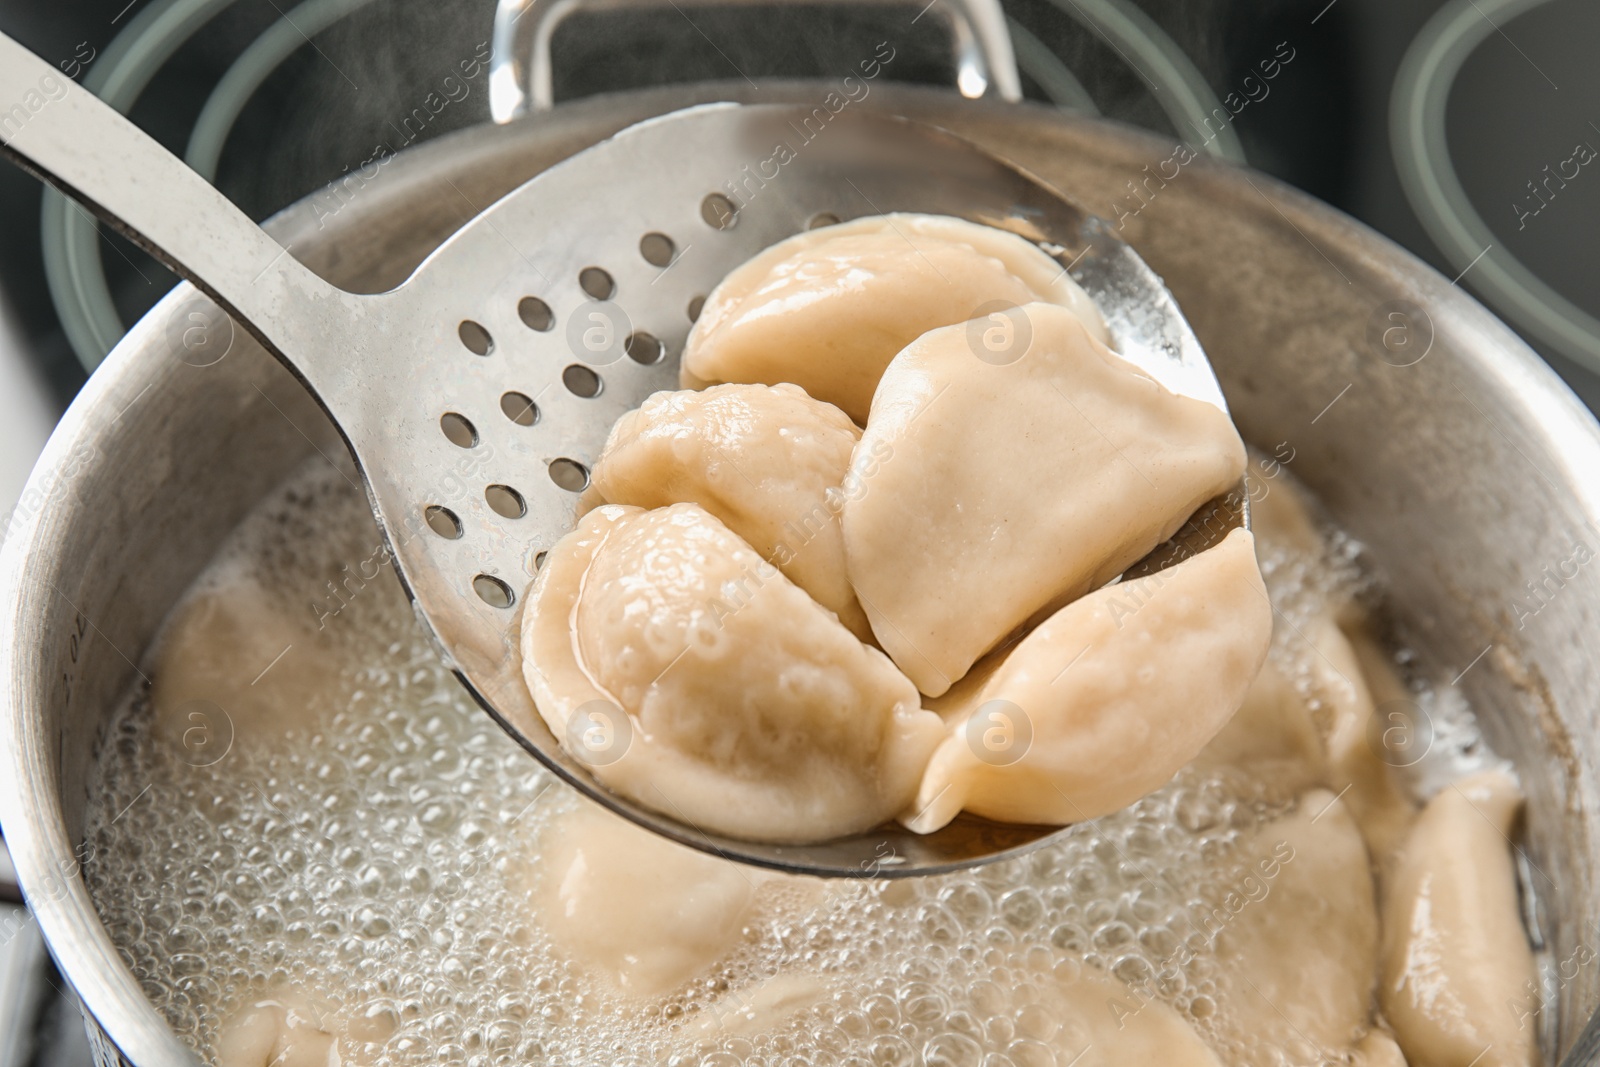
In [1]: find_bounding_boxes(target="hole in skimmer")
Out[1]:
[440,412,477,448]
[458,320,493,355]
[548,458,589,492]
[485,484,526,519]
[473,574,514,608]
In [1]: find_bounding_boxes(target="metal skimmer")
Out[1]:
[0,32,1241,876]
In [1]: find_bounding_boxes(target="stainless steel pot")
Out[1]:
[3,82,1599,1066]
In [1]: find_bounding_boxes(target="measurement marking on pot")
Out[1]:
[50,584,148,684]
[250,643,294,686]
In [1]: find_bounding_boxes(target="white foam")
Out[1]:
[82,456,1512,1066]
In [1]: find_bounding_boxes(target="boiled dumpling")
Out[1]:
[215,988,392,1067]
[1251,468,1332,562]
[1209,789,1380,1064]
[904,527,1270,833]
[519,503,944,843]
[148,466,395,763]
[694,974,832,1037]
[680,213,1107,424]
[532,801,769,997]
[579,383,871,640]
[1241,468,1418,862]
[1380,771,1537,1067]
[985,956,1223,1066]
[1303,614,1419,863]
[1354,1030,1411,1067]
[216,996,339,1067]
[844,301,1246,695]
[150,568,348,765]
[1193,658,1323,792]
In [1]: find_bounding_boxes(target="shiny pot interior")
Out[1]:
[3,83,1599,1066]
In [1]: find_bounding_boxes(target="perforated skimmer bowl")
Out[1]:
[0,31,1241,876]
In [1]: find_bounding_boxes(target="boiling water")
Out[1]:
[81,458,1507,1067]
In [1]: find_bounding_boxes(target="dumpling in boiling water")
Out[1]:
[215,989,393,1067]
[1380,771,1538,1067]
[149,563,353,765]
[844,301,1246,696]
[148,463,397,764]
[1302,614,1419,863]
[533,802,776,998]
[579,383,871,640]
[904,528,1270,833]
[1193,658,1323,793]
[680,213,1107,424]
[694,974,833,1037]
[787,941,1219,1062]
[980,955,1223,1066]
[1208,789,1380,1065]
[1354,1031,1410,1067]
[519,503,943,843]
[1239,469,1418,862]
[216,996,339,1067]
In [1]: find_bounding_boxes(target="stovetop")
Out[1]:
[0,1,1597,1063]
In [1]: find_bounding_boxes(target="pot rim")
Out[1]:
[3,85,1599,1066]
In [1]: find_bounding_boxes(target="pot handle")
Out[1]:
[489,0,1023,122]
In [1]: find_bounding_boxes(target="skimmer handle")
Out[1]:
[0,33,365,394]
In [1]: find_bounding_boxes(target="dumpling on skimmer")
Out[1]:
[905,528,1270,833]
[579,383,873,641]
[520,502,943,844]
[844,301,1246,696]
[680,213,1108,425]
